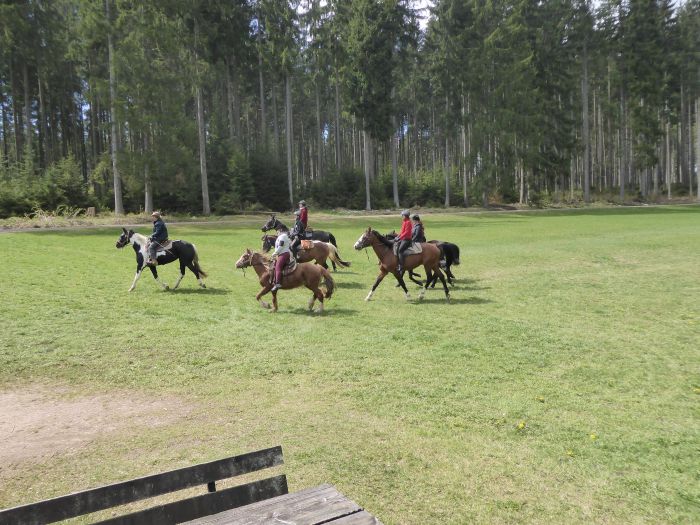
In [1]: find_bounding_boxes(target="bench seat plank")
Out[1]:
[330,510,384,525]
[184,484,362,525]
[0,447,283,525]
[95,475,288,525]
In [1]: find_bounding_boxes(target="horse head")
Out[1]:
[261,214,277,232]
[261,234,276,253]
[235,249,254,269]
[353,227,375,250]
[115,228,134,249]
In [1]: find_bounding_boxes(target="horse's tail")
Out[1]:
[321,267,335,299]
[327,243,351,268]
[192,244,208,277]
[447,243,460,266]
[328,233,337,247]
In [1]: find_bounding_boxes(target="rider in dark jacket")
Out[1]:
[147,211,168,264]
[290,200,308,259]
[411,214,426,243]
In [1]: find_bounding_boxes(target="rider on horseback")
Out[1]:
[146,211,168,265]
[395,209,412,274]
[271,231,292,292]
[411,214,426,243]
[290,200,308,260]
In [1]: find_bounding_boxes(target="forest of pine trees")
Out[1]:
[0,0,698,217]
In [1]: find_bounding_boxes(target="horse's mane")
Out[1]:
[131,232,149,246]
[372,230,393,248]
[252,251,273,264]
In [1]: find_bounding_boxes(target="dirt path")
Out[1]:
[0,384,191,478]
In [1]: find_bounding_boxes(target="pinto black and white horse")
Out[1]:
[115,228,207,291]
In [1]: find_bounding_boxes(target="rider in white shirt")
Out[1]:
[272,232,291,291]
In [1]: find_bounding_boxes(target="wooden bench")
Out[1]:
[0,446,287,525]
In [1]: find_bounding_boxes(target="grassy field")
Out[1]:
[0,207,698,524]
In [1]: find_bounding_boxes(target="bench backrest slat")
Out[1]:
[0,446,283,525]
[95,475,289,525]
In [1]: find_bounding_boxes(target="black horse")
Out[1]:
[115,228,207,291]
[261,214,339,270]
[261,214,337,245]
[385,231,460,286]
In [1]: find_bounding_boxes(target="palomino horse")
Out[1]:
[353,228,450,302]
[116,228,207,291]
[235,249,334,313]
[261,234,350,271]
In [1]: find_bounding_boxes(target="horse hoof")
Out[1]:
[201,284,206,289]
[165,286,170,291]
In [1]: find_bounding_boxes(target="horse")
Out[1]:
[115,228,207,292]
[235,249,334,313]
[261,234,350,271]
[353,227,450,302]
[261,214,339,269]
[384,232,460,286]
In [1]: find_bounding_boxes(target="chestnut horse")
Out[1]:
[261,234,350,270]
[353,228,450,302]
[235,249,334,313]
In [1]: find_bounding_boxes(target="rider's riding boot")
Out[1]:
[271,282,281,292]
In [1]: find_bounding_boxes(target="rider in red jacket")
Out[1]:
[396,209,412,274]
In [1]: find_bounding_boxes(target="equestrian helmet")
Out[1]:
[401,209,410,217]
[299,200,306,206]
[412,214,420,221]
[151,211,161,219]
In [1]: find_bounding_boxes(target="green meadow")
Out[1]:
[1,207,698,524]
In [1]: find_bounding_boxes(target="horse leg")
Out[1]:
[128,269,143,292]
[186,260,206,288]
[150,266,169,290]
[393,270,411,300]
[419,268,434,300]
[256,286,272,309]
[436,268,451,301]
[315,288,324,313]
[172,260,186,290]
[271,290,278,312]
[366,270,388,301]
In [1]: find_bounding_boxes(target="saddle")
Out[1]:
[393,242,423,256]
[268,257,298,285]
[151,239,174,256]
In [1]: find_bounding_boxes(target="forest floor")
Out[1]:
[0,207,698,524]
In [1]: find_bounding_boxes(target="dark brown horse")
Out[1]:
[235,249,335,313]
[353,228,450,302]
[261,235,350,271]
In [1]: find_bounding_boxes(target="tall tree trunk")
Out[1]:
[620,88,627,202]
[582,43,590,204]
[1,86,9,161]
[10,60,22,161]
[194,18,210,216]
[285,74,294,208]
[226,58,236,144]
[144,132,153,213]
[696,97,700,202]
[334,73,341,169]
[23,63,32,155]
[106,0,124,215]
[258,49,267,148]
[363,129,372,210]
[196,85,210,215]
[272,84,280,156]
[315,85,323,179]
[391,114,399,207]
[666,119,672,199]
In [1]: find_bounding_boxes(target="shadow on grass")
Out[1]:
[169,287,229,295]
[335,281,367,289]
[279,306,360,316]
[413,296,492,305]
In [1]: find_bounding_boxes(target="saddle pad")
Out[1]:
[301,240,315,250]
[393,242,423,256]
[154,239,173,251]
[283,258,298,276]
